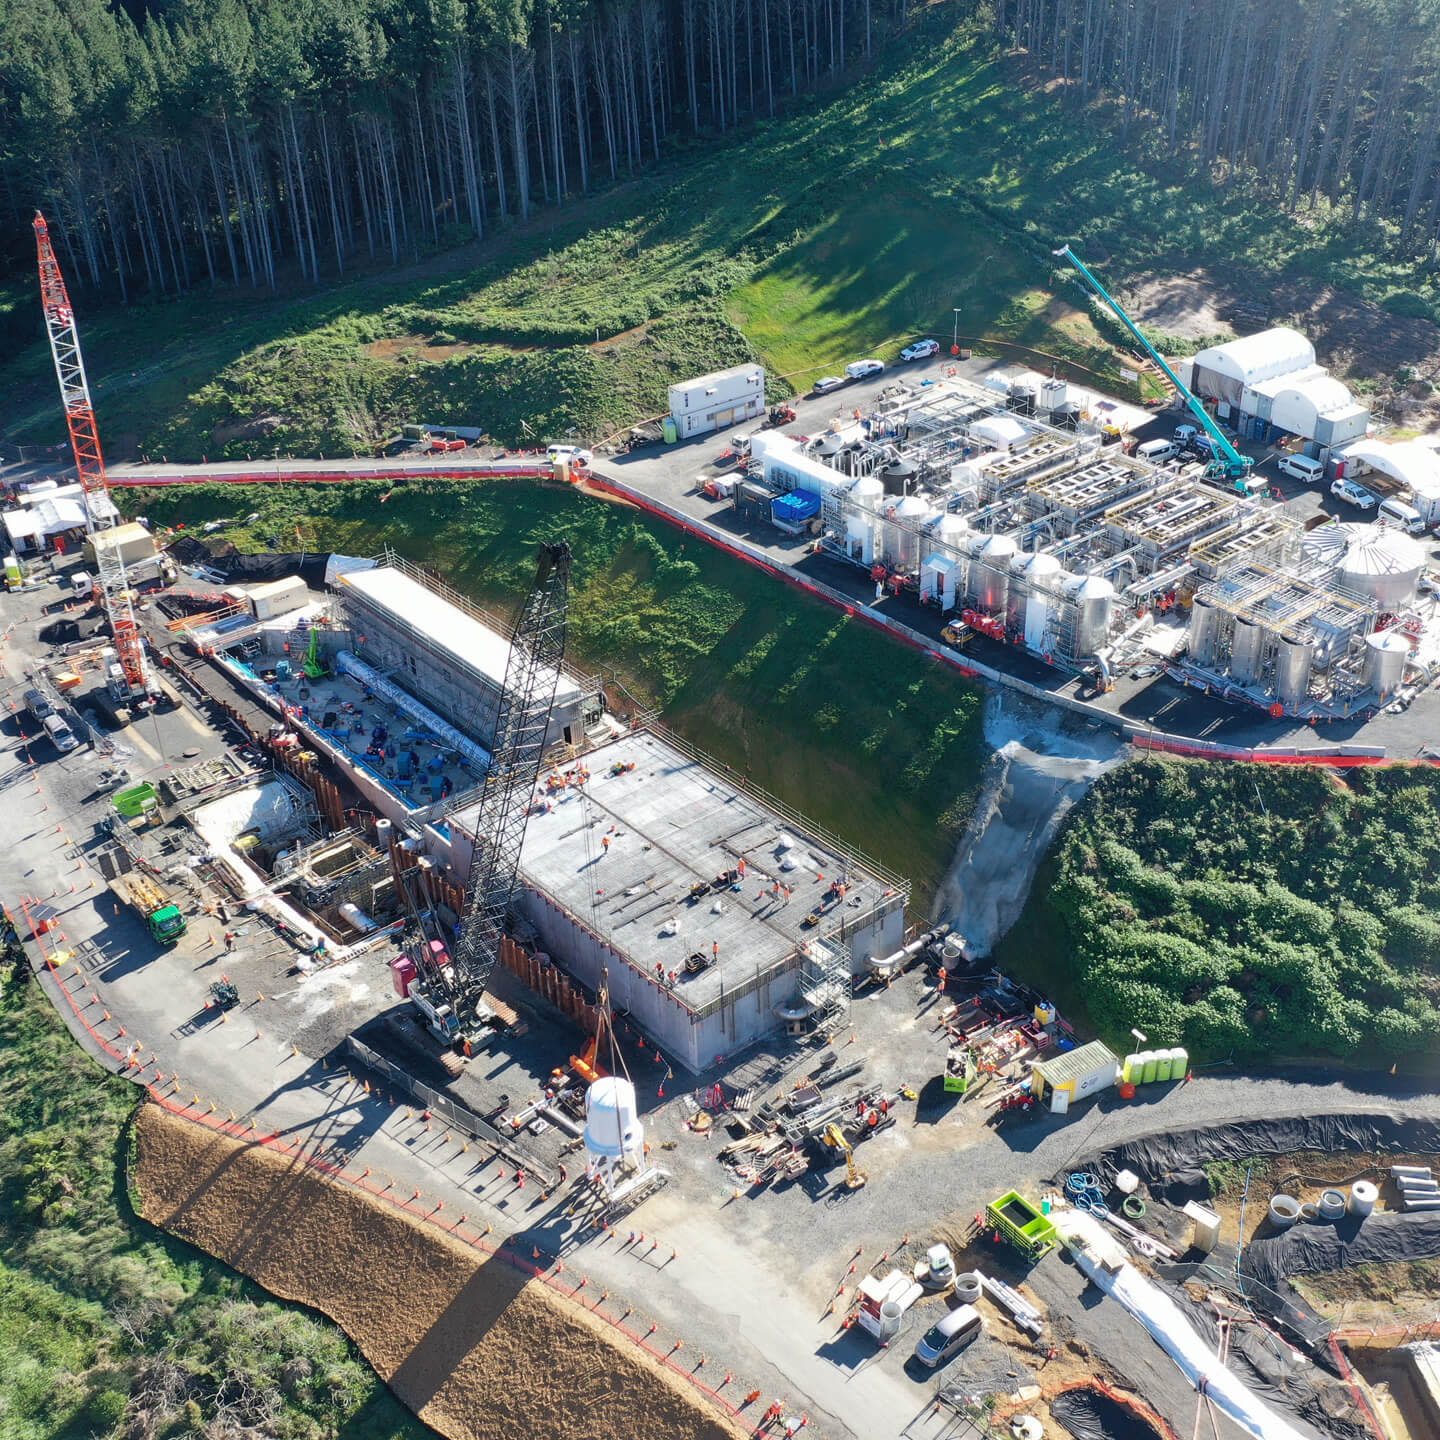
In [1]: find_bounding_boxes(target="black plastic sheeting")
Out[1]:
[38,612,108,646]
[167,537,331,589]
[1049,1388,1162,1440]
[1153,1262,1374,1440]
[1072,1113,1440,1190]
[1243,1209,1440,1290]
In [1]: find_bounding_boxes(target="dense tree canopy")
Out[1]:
[1038,760,1440,1064]
[0,0,924,296]
[999,0,1440,261]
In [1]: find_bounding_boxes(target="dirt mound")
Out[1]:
[131,1104,743,1440]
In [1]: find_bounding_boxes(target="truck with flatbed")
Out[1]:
[111,870,187,943]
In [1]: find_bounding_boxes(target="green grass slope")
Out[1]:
[995,759,1440,1070]
[133,477,985,901]
[7,12,1429,460]
[0,971,432,1440]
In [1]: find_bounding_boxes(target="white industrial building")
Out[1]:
[1338,436,1440,527]
[669,363,766,440]
[1183,327,1368,449]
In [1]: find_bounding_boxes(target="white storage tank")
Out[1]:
[584,1076,644,1160]
[1069,574,1115,656]
[1275,631,1313,707]
[933,511,968,550]
[1336,525,1426,609]
[846,508,878,565]
[974,533,1018,615]
[1189,597,1218,667]
[886,496,934,572]
[851,476,885,512]
[1364,629,1410,698]
[1022,552,1064,650]
[1229,616,1263,685]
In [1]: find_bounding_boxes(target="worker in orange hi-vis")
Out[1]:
[712,940,719,961]
[602,834,611,854]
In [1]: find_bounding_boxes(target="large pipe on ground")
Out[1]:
[866,924,949,978]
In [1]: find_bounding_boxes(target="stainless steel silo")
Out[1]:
[1229,616,1263,685]
[1275,632,1314,707]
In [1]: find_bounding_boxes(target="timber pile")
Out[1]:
[131,1103,744,1440]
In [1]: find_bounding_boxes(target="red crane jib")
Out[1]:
[33,213,147,691]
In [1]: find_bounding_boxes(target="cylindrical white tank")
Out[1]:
[1275,632,1313,707]
[974,533,1017,615]
[1364,629,1410,698]
[1229,616,1263,685]
[1337,526,1426,609]
[338,901,378,933]
[887,496,934,572]
[1021,552,1063,650]
[1069,574,1115,656]
[1188,597,1218,668]
[1007,550,1033,635]
[852,476,884,512]
[375,818,393,849]
[584,1076,644,1160]
[846,509,878,565]
[1348,1181,1378,1218]
[933,511,967,549]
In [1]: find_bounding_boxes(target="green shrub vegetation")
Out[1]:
[0,973,431,1440]
[130,477,985,900]
[996,759,1440,1066]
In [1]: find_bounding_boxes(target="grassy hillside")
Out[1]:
[133,478,985,901]
[0,971,432,1440]
[995,759,1440,1069]
[6,13,1432,460]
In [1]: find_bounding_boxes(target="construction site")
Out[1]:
[5,212,1440,1440]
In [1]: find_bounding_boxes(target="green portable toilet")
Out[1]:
[1154,1050,1174,1082]
[662,416,678,444]
[1140,1051,1159,1084]
[1169,1046,1188,1081]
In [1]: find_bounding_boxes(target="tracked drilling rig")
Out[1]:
[405,540,573,1048]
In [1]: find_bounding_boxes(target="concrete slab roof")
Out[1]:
[336,565,583,707]
[455,729,905,1009]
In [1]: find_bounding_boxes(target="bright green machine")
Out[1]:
[302,626,326,680]
[1054,244,1262,498]
[986,1190,1059,1260]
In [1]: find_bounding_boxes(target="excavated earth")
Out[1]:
[131,1103,745,1440]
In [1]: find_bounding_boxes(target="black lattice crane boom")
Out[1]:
[409,540,572,1042]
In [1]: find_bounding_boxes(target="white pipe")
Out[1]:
[334,650,491,773]
[1056,1211,1307,1440]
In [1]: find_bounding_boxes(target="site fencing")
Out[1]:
[18,896,804,1438]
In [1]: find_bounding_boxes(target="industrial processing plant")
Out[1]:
[739,372,1438,720]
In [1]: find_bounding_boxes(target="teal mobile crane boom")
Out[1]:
[1053,244,1259,496]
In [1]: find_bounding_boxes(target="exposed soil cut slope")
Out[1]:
[131,1103,744,1440]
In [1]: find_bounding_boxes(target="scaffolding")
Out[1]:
[798,936,850,1036]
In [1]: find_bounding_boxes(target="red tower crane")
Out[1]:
[33,211,152,705]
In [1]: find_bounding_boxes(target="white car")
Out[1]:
[813,375,847,394]
[1331,478,1378,510]
[900,339,940,361]
[546,444,592,466]
[845,359,885,380]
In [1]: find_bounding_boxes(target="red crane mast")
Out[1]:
[32,211,150,697]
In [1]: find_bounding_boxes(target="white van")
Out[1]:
[1277,453,1325,484]
[43,714,79,753]
[1379,496,1427,535]
[1136,438,1179,464]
